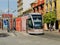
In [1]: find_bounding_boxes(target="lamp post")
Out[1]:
[7,0,10,32]
[7,0,17,32]
[7,0,10,16]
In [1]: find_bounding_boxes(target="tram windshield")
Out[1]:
[32,14,42,29]
[32,15,42,20]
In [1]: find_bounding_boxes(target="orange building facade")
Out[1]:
[15,15,28,32]
[16,17,22,31]
[31,0,44,14]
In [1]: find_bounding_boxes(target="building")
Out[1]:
[2,14,13,30]
[44,0,60,29]
[56,0,60,29]
[30,0,55,14]
[16,0,34,32]
[41,0,60,29]
[17,0,23,16]
[31,0,44,14]
[0,18,3,30]
[30,0,57,30]
[44,0,57,30]
[23,8,33,15]
[16,0,60,31]
[45,0,55,12]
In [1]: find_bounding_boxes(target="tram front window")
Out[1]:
[32,14,42,29]
[34,22,42,29]
[32,15,42,20]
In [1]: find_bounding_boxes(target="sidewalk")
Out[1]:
[0,30,17,36]
[15,31,29,36]
[44,30,60,36]
[0,30,7,33]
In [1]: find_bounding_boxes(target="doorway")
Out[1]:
[55,20,58,29]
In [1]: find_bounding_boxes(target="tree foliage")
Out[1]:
[43,11,56,24]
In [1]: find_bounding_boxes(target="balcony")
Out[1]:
[18,7,23,12]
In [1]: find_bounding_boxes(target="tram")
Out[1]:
[26,13,44,34]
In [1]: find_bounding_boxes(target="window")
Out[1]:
[27,18,33,28]
[32,14,42,20]
[34,22,42,29]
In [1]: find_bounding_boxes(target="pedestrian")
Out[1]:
[51,25,55,31]
[6,20,10,32]
[49,24,52,31]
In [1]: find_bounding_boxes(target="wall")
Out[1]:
[56,0,60,29]
[2,14,13,30]
[16,17,22,31]
[21,16,28,31]
[31,0,44,14]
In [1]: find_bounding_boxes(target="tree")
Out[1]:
[43,11,56,23]
[43,11,56,30]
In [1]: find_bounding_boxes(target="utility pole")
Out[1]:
[8,0,9,14]
[7,0,10,32]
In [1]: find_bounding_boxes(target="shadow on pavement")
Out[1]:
[0,33,9,37]
[28,33,44,35]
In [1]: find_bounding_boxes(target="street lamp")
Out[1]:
[7,0,10,32]
[7,0,17,32]
[8,0,9,14]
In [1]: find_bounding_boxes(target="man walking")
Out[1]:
[6,20,10,32]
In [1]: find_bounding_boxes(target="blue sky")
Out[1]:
[0,0,17,16]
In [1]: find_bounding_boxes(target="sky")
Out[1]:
[0,0,17,17]
[0,0,35,17]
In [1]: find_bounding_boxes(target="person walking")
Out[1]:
[6,20,10,32]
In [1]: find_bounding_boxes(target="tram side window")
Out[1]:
[28,18,33,28]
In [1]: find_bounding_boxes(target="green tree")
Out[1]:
[43,11,56,30]
[43,11,56,24]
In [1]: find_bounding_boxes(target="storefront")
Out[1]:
[2,14,13,30]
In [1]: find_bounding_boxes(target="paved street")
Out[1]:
[0,30,60,45]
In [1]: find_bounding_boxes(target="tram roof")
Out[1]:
[29,13,41,15]
[22,13,42,17]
